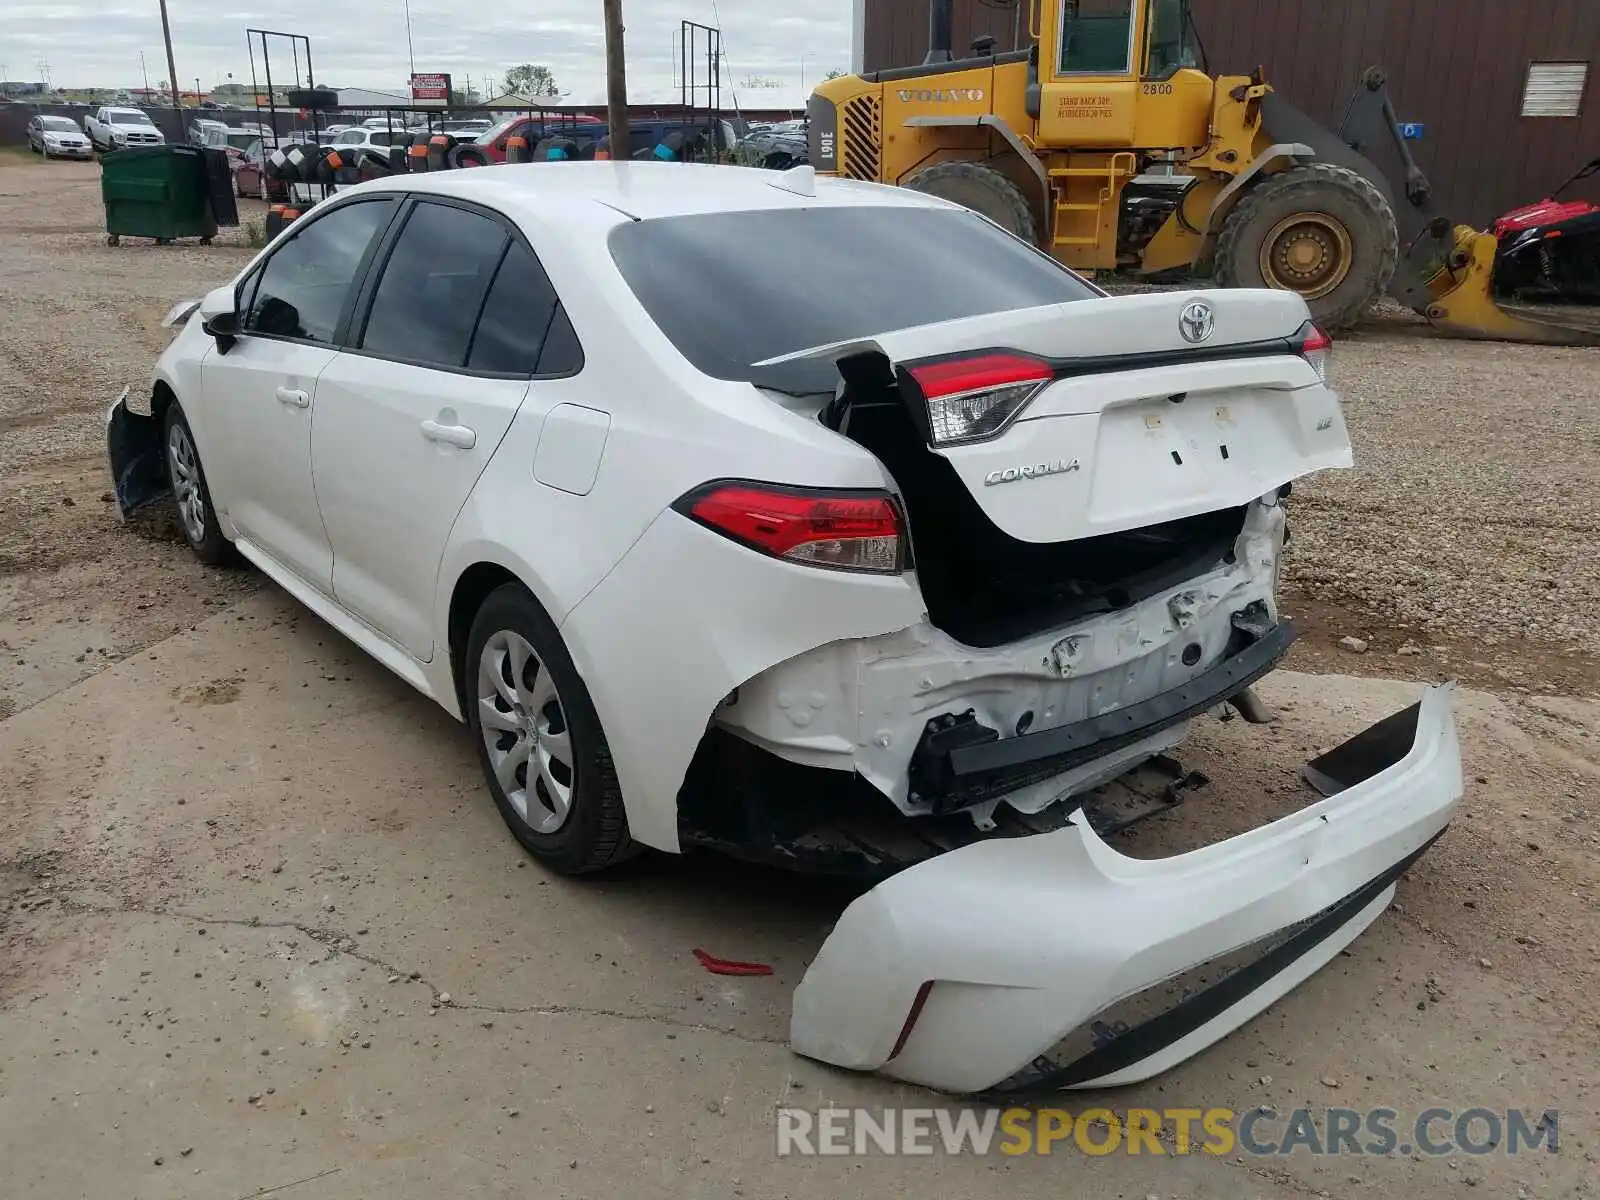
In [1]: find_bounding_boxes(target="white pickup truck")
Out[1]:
[85,106,166,152]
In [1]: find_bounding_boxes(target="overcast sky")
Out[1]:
[3,0,852,98]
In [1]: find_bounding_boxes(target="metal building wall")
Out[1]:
[861,0,1600,225]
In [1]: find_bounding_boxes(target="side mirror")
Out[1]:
[202,309,240,354]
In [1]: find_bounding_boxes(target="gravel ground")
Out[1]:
[1285,319,1600,662]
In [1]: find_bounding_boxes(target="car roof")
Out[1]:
[356,161,953,227]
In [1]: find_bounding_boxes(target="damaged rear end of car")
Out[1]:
[742,291,1464,1092]
[593,193,1464,1093]
[688,286,1359,854]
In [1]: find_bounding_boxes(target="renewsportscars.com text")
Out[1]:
[774,1106,1560,1158]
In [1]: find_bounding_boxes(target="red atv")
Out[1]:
[1492,156,1600,302]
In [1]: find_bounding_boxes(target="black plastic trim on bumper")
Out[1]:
[924,620,1297,809]
[987,826,1444,1096]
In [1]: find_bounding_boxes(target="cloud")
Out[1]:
[9,0,852,98]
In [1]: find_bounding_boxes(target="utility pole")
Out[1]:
[603,0,628,159]
[158,0,182,115]
[403,0,416,77]
[140,51,150,93]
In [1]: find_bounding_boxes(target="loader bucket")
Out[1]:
[1304,67,1600,346]
[1417,228,1600,345]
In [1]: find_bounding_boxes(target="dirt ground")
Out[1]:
[1,153,1597,1199]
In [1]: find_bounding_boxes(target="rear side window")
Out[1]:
[359,201,509,369]
[466,240,563,375]
[608,206,1096,387]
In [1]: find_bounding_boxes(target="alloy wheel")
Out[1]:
[166,423,208,545]
[476,630,576,834]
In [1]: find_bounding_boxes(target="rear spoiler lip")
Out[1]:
[902,329,1312,384]
[746,328,1317,411]
[752,319,1313,380]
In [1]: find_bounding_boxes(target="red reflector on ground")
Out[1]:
[692,948,774,977]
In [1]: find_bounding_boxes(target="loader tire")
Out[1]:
[903,160,1037,244]
[1214,162,1397,330]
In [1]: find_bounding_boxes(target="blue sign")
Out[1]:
[1398,122,1425,140]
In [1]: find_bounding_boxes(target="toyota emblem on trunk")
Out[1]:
[1179,300,1215,343]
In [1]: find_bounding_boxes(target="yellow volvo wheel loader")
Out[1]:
[807,0,1599,343]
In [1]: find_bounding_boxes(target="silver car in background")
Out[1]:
[27,115,94,159]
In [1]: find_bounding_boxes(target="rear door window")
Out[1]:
[357,200,509,369]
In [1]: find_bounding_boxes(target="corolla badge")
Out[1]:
[1179,299,1215,344]
[983,458,1081,487]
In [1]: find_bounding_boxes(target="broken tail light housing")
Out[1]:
[676,481,905,574]
[1295,321,1331,384]
[903,352,1055,446]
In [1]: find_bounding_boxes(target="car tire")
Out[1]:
[465,583,636,875]
[161,403,231,566]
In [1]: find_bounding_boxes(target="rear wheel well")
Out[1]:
[448,563,521,712]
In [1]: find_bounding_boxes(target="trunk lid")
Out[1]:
[776,289,1352,544]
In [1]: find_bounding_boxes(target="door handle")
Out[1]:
[420,419,476,449]
[274,386,310,408]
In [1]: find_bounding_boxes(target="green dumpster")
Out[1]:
[101,145,217,246]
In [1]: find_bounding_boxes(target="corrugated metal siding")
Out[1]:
[862,0,1600,225]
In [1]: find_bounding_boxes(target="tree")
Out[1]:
[738,74,782,89]
[502,64,558,98]
[823,69,845,80]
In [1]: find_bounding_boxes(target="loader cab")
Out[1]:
[1036,0,1211,149]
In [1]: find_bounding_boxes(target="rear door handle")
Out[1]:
[274,386,310,408]
[420,419,476,449]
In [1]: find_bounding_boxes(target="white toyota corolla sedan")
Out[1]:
[107,162,1463,1094]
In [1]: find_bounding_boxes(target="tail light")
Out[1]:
[1295,321,1331,384]
[904,353,1054,446]
[675,481,904,574]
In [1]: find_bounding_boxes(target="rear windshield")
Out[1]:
[608,205,1097,392]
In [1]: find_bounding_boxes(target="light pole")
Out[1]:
[800,52,809,91]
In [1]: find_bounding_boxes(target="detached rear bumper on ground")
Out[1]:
[791,685,1463,1094]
